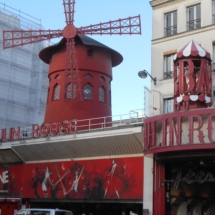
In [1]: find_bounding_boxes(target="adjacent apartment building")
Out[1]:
[143,1,215,215]
[149,0,215,115]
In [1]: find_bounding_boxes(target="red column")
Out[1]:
[153,161,165,215]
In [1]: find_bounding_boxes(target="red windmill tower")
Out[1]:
[3,0,141,131]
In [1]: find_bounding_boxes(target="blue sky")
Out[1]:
[2,0,152,116]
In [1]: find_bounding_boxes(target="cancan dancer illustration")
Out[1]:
[65,166,84,194]
[104,160,120,199]
[42,166,54,197]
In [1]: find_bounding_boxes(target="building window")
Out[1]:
[213,0,215,24]
[164,98,174,113]
[55,74,61,80]
[65,82,76,99]
[164,54,174,79]
[213,44,215,71]
[164,11,177,36]
[47,88,50,103]
[109,90,111,106]
[83,83,92,100]
[53,84,60,100]
[87,49,94,58]
[100,76,105,82]
[99,87,105,102]
[187,4,201,30]
[84,73,92,79]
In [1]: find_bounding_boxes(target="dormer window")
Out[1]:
[87,49,94,58]
[55,74,61,80]
[84,73,92,79]
[100,76,105,82]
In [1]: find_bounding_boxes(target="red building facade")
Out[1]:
[143,41,215,215]
[0,35,143,215]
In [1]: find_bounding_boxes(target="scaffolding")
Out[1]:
[0,3,49,130]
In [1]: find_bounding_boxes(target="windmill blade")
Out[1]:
[77,15,141,35]
[63,0,75,25]
[64,38,82,100]
[3,29,63,49]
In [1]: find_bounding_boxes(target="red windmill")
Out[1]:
[3,0,141,130]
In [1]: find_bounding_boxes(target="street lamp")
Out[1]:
[138,70,156,85]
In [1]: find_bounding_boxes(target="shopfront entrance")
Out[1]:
[156,151,215,215]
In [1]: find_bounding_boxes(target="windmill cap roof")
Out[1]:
[173,40,211,61]
[39,34,123,67]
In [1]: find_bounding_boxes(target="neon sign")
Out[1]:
[0,120,75,142]
[144,109,215,151]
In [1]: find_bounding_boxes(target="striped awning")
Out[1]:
[174,40,211,61]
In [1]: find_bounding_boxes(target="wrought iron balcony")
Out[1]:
[187,18,201,30]
[164,25,177,36]
[164,71,173,79]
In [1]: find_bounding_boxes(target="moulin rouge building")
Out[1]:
[144,0,215,214]
[0,1,144,215]
[0,34,144,215]
[143,41,215,215]
[1,1,215,215]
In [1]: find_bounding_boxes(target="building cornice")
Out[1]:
[150,0,185,9]
[152,24,215,45]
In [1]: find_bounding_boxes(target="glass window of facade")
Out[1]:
[213,44,215,71]
[65,82,76,99]
[55,75,61,80]
[164,11,177,36]
[164,98,174,113]
[164,54,174,79]
[213,0,215,24]
[53,84,60,100]
[100,76,105,82]
[109,90,111,106]
[187,4,201,30]
[83,83,93,100]
[99,87,105,102]
[84,73,92,79]
[87,50,94,58]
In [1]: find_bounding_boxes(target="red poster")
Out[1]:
[0,157,143,200]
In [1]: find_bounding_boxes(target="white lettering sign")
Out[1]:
[0,171,9,184]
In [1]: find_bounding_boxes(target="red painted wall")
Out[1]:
[0,157,143,200]
[153,161,165,215]
[45,44,113,124]
[0,203,20,215]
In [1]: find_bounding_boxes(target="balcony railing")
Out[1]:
[164,25,177,36]
[164,71,173,79]
[187,18,201,30]
[0,108,145,141]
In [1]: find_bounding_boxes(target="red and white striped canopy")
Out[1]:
[174,40,211,61]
